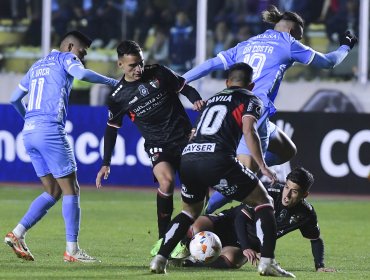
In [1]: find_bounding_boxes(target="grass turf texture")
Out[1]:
[0,186,369,279]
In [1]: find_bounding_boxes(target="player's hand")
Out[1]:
[96,165,110,189]
[339,31,358,49]
[260,165,277,185]
[193,100,205,111]
[317,267,337,272]
[243,249,260,267]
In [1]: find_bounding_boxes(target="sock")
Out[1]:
[13,224,27,239]
[62,195,80,243]
[157,190,173,239]
[158,212,194,258]
[206,191,232,214]
[265,151,283,167]
[18,192,57,235]
[66,241,79,254]
[255,204,276,259]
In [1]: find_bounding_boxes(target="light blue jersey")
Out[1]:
[11,49,118,178]
[217,29,315,116]
[18,50,83,127]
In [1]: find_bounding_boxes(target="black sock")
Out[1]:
[209,255,236,269]
[157,191,173,239]
[158,212,193,258]
[254,204,276,259]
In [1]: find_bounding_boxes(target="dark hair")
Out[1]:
[286,167,314,193]
[117,40,142,57]
[262,5,304,28]
[61,30,92,47]
[227,63,253,85]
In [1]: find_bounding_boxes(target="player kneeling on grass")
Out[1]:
[175,167,336,272]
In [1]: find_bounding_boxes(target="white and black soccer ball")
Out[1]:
[189,231,222,263]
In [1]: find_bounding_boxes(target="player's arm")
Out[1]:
[68,65,118,87]
[10,86,28,119]
[182,56,225,83]
[310,31,358,69]
[234,206,260,266]
[242,114,277,183]
[96,124,118,189]
[180,84,205,111]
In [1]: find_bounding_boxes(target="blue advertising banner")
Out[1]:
[1,104,369,194]
[0,104,198,186]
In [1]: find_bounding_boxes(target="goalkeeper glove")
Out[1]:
[339,31,358,49]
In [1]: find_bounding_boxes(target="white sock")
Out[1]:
[260,257,273,265]
[66,242,79,254]
[13,224,27,239]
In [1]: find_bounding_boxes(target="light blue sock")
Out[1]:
[206,191,231,214]
[62,195,80,242]
[265,151,284,167]
[20,192,57,229]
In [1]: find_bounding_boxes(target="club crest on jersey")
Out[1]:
[138,84,149,97]
[149,79,160,88]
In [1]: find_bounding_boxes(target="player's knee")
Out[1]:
[158,177,175,193]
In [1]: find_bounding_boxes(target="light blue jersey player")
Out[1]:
[183,6,357,214]
[5,31,118,262]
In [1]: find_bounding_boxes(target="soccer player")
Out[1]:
[95,40,204,251]
[183,5,358,213]
[179,167,336,272]
[5,30,118,262]
[150,63,295,277]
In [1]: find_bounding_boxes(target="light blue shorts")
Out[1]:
[23,123,77,178]
[236,109,277,156]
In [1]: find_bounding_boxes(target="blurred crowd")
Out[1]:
[0,0,361,75]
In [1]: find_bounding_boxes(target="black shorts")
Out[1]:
[146,140,188,182]
[180,154,259,204]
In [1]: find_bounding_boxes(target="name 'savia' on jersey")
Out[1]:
[187,87,263,156]
[106,64,192,148]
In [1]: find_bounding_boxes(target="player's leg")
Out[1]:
[242,181,295,277]
[4,134,60,261]
[153,161,176,240]
[265,123,297,167]
[150,159,207,273]
[150,200,204,273]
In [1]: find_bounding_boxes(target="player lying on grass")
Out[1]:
[172,167,336,272]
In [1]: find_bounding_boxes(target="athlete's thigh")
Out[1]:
[25,129,76,178]
[267,124,296,159]
[23,132,50,177]
[212,158,259,202]
[180,158,209,205]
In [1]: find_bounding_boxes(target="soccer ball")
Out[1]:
[189,231,222,263]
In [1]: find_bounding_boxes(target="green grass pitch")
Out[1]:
[0,185,369,279]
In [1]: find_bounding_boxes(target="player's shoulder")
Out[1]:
[300,198,315,213]
[267,182,284,193]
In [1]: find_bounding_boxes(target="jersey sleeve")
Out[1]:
[157,64,186,93]
[62,52,84,73]
[290,40,315,65]
[217,45,238,70]
[299,207,320,239]
[106,90,126,128]
[242,96,263,120]
[18,70,31,92]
